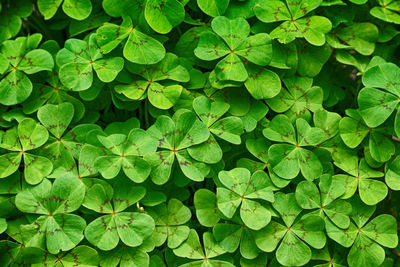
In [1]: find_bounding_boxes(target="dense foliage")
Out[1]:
[1,0,400,266]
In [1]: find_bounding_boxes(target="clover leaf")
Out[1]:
[0,240,44,266]
[15,175,86,254]
[144,0,185,34]
[38,102,101,176]
[22,48,86,120]
[242,135,291,189]
[99,243,152,267]
[83,179,154,250]
[266,76,323,122]
[197,0,229,17]
[187,96,244,164]
[334,23,379,56]
[0,0,32,42]
[370,0,400,24]
[195,16,272,82]
[263,114,325,180]
[311,244,347,267]
[217,168,274,230]
[96,16,166,64]
[358,62,400,137]
[334,153,387,205]
[32,245,99,267]
[37,0,92,20]
[115,53,189,109]
[173,229,235,267]
[94,128,157,183]
[213,215,262,259]
[56,34,124,91]
[147,198,191,248]
[0,118,52,184]
[339,109,395,163]
[145,110,210,184]
[255,192,326,266]
[385,155,400,190]
[0,34,54,105]
[254,0,332,45]
[326,196,398,267]
[295,174,352,229]
[1,0,400,265]
[194,189,220,227]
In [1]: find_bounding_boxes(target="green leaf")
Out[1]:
[337,23,379,56]
[197,0,229,17]
[32,245,99,267]
[21,213,86,254]
[148,84,183,110]
[272,192,302,226]
[357,87,398,128]
[254,0,291,23]
[236,33,272,66]
[295,16,332,46]
[18,49,54,74]
[23,154,53,185]
[339,112,369,148]
[287,0,323,20]
[263,114,296,144]
[148,198,191,248]
[244,64,281,100]
[15,175,85,214]
[276,231,311,266]
[37,103,74,139]
[193,96,229,127]
[347,234,385,267]
[145,0,185,34]
[240,198,271,230]
[62,0,92,20]
[93,57,124,83]
[85,212,155,250]
[210,116,244,144]
[371,1,400,24]
[385,156,400,190]
[255,221,287,252]
[0,153,21,178]
[0,70,32,105]
[215,53,247,82]
[295,181,321,209]
[124,29,166,64]
[217,168,273,230]
[266,76,323,121]
[194,32,229,61]
[173,230,231,265]
[362,214,398,248]
[211,16,249,50]
[174,110,210,150]
[194,189,220,227]
[38,0,62,19]
[18,118,48,150]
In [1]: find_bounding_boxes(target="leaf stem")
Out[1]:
[144,100,150,129]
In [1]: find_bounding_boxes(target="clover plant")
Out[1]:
[0,1,400,266]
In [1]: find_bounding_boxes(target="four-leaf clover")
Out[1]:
[83,179,154,250]
[255,192,326,266]
[56,34,124,91]
[15,175,86,254]
[0,118,53,184]
[195,16,273,82]
[263,114,325,180]
[217,168,274,230]
[0,34,54,105]
[254,0,332,45]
